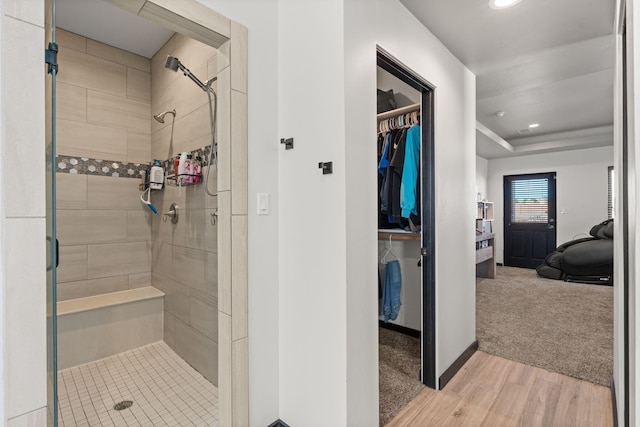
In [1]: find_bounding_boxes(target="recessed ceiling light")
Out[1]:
[495,111,505,118]
[528,123,540,128]
[489,0,523,9]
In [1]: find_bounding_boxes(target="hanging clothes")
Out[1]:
[401,124,421,218]
[388,128,407,225]
[380,260,402,322]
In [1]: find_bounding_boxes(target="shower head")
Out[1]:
[165,55,180,72]
[153,109,176,124]
[164,55,214,93]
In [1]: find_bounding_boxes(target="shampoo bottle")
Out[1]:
[150,159,164,190]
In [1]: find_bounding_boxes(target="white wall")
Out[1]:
[476,155,488,201]
[488,146,613,264]
[183,1,475,425]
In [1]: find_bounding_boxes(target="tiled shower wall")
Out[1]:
[55,29,152,301]
[150,34,220,385]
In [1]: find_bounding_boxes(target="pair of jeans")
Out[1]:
[380,260,402,322]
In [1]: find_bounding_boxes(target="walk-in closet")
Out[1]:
[376,49,435,425]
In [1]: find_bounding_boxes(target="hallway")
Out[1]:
[387,351,613,426]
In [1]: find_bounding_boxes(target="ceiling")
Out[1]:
[56,0,173,58]
[400,0,616,159]
[58,0,615,159]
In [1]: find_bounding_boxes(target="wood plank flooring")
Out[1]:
[386,351,613,427]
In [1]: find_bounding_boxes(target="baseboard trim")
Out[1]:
[438,340,478,390]
[611,376,618,427]
[268,420,290,427]
[496,262,504,266]
[378,320,421,338]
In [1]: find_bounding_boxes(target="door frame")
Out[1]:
[377,47,436,388]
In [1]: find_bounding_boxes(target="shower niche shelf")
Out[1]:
[165,173,202,186]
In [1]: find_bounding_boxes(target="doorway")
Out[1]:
[45,1,249,425]
[376,47,435,424]
[503,172,557,268]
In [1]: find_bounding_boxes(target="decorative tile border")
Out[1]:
[56,145,213,179]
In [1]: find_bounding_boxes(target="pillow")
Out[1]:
[377,89,397,113]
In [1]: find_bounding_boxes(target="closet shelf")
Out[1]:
[376,103,421,121]
[378,230,420,241]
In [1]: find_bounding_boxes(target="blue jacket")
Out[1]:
[401,125,421,218]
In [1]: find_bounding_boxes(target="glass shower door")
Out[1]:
[45,0,58,425]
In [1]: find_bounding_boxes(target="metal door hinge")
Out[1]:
[45,42,58,74]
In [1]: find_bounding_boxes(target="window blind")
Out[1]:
[511,178,548,223]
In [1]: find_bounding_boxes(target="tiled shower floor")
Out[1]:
[57,341,218,426]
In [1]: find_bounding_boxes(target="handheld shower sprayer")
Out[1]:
[165,55,218,197]
[164,56,216,93]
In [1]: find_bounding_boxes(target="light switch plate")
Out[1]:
[258,193,270,215]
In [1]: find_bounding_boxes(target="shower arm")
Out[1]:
[176,62,217,93]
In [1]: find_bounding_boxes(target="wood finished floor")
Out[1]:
[386,351,613,427]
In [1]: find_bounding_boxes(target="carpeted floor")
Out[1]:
[378,327,424,426]
[477,266,613,386]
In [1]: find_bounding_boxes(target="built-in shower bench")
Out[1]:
[57,287,164,370]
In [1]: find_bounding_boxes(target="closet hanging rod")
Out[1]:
[376,102,420,122]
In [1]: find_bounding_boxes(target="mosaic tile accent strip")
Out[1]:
[56,145,214,180]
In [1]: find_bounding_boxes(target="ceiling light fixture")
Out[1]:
[489,0,523,9]
[495,111,505,118]
[528,123,540,128]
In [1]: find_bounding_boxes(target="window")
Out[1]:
[608,166,614,219]
[510,178,549,223]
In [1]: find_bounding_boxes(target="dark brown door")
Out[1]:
[504,173,557,268]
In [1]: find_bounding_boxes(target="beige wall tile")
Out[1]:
[152,240,174,279]
[173,245,207,291]
[232,337,249,426]
[5,0,44,26]
[57,119,127,161]
[57,82,87,123]
[127,131,151,164]
[169,33,218,73]
[163,310,176,348]
[104,0,146,15]
[56,173,87,209]
[5,219,47,418]
[57,245,88,283]
[151,123,175,161]
[172,208,217,253]
[7,407,47,426]
[57,210,127,245]
[88,241,151,279]
[58,48,126,98]
[56,28,86,52]
[87,175,146,210]
[231,215,247,341]
[218,191,231,315]
[152,272,190,323]
[174,320,218,385]
[4,17,45,219]
[204,165,219,210]
[230,22,247,94]
[150,207,175,244]
[216,66,231,192]
[87,38,150,72]
[127,210,152,242]
[207,53,218,81]
[57,275,129,301]
[218,312,231,426]
[190,290,218,340]
[231,91,248,215]
[129,272,152,288]
[127,68,151,102]
[87,90,150,134]
[206,251,219,298]
[217,40,230,73]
